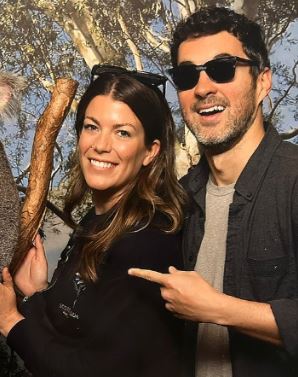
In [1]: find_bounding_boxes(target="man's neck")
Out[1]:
[205,118,265,187]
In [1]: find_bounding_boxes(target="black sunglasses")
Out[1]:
[168,56,259,91]
[91,64,167,95]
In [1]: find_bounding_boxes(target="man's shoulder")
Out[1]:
[273,139,298,171]
[277,139,298,156]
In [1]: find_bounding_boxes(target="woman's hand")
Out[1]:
[14,233,48,297]
[0,267,24,337]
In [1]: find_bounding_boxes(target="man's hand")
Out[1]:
[128,266,282,345]
[14,233,48,297]
[0,267,24,337]
[128,266,225,323]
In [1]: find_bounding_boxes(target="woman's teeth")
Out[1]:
[91,160,114,168]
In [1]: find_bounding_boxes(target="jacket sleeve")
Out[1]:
[269,177,298,361]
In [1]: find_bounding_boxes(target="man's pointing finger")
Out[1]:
[128,268,167,285]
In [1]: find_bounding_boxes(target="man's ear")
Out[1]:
[143,139,161,166]
[256,68,272,106]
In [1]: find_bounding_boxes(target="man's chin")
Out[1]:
[199,133,244,155]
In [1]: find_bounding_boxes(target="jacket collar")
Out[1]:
[182,124,282,201]
[234,124,282,200]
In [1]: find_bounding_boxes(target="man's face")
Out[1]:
[177,31,264,152]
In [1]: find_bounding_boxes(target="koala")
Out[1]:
[0,71,26,272]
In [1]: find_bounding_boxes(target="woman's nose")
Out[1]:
[91,132,112,153]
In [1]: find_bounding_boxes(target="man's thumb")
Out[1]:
[168,266,178,274]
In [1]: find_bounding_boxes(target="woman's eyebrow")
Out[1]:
[84,116,100,125]
[83,117,137,131]
[113,123,137,131]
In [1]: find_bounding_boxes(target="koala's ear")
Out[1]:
[0,72,26,120]
[0,83,12,114]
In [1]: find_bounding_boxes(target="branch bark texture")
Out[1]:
[10,78,78,276]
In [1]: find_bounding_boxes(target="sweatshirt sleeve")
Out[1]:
[7,293,91,377]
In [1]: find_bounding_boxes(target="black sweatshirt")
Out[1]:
[8,209,184,377]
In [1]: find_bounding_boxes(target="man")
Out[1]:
[129,6,298,377]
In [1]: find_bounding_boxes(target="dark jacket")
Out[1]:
[7,210,184,377]
[181,125,298,377]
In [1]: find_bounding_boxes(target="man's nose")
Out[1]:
[193,71,218,98]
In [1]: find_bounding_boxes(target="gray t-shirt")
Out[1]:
[195,177,235,377]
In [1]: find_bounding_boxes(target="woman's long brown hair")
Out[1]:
[64,73,186,282]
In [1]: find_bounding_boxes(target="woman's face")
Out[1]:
[79,94,160,213]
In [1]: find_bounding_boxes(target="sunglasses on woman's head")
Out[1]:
[91,64,167,95]
[167,56,259,91]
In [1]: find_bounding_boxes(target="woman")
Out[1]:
[0,67,186,377]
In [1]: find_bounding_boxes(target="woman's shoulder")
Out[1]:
[135,210,178,233]
[114,211,183,271]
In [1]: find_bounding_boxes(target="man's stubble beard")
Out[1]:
[183,83,258,155]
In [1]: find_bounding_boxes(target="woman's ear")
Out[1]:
[143,140,161,166]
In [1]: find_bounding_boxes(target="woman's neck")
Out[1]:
[93,190,123,215]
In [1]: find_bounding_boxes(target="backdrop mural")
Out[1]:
[0,0,297,375]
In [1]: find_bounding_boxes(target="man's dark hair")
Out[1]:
[170,6,270,78]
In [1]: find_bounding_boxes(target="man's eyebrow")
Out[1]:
[178,60,195,66]
[213,53,234,59]
[179,53,234,66]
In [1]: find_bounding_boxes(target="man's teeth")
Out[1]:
[199,105,225,115]
[91,160,114,168]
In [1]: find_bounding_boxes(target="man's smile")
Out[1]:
[198,105,225,116]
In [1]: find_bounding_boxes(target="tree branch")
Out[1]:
[280,127,298,140]
[17,185,74,228]
[10,78,78,276]
[268,60,298,123]
[175,0,192,17]
[266,18,292,51]
[138,11,170,54]
[31,0,117,68]
[117,12,143,70]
